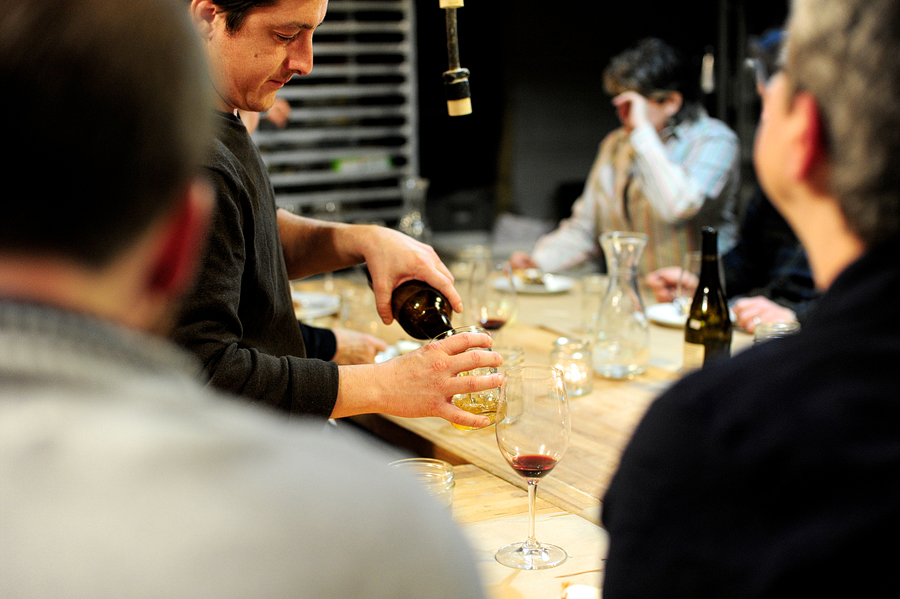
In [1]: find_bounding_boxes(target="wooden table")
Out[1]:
[451,463,606,599]
[295,273,752,522]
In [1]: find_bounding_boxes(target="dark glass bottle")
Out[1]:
[364,267,453,339]
[683,227,732,370]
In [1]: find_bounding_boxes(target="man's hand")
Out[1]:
[509,251,539,270]
[331,328,388,365]
[265,97,290,129]
[646,266,696,303]
[731,296,797,333]
[334,331,502,428]
[359,227,462,325]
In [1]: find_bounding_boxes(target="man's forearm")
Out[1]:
[277,209,369,279]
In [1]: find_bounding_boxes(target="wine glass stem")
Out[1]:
[525,479,540,549]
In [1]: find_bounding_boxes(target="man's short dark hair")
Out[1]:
[0,0,213,267]
[205,0,279,33]
[603,37,702,124]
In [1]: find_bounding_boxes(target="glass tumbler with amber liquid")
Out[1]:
[431,325,500,431]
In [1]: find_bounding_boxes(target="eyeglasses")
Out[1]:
[748,57,781,88]
[747,29,787,88]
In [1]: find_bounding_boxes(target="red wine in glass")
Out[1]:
[470,261,517,339]
[495,365,570,570]
[509,454,557,479]
[479,317,507,332]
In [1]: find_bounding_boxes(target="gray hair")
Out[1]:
[786,0,900,245]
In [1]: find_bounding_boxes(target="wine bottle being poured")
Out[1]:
[364,267,453,340]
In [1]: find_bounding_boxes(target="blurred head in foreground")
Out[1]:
[0,0,215,332]
[755,0,900,251]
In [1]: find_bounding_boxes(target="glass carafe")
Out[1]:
[593,232,650,379]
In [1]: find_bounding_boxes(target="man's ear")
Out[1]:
[147,178,214,298]
[664,91,683,118]
[789,91,828,182]
[189,0,218,39]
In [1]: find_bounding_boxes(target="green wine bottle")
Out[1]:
[683,227,732,370]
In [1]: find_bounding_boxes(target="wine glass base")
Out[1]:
[495,541,568,570]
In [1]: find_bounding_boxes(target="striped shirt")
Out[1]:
[532,112,740,274]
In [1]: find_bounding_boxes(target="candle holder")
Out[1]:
[551,337,593,397]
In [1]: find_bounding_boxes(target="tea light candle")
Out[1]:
[551,337,593,397]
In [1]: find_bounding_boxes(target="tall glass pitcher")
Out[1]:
[593,231,650,379]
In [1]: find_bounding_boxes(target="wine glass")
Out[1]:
[470,260,517,340]
[674,250,701,315]
[494,365,571,570]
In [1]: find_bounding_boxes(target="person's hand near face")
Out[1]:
[612,90,682,134]
[613,91,653,132]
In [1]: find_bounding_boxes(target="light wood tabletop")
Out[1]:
[294,272,752,522]
[451,463,606,599]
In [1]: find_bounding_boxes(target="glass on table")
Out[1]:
[455,244,492,311]
[397,177,432,244]
[469,260,518,341]
[551,337,593,397]
[495,365,570,570]
[753,320,801,344]
[493,344,524,373]
[593,232,650,379]
[674,250,702,314]
[432,325,500,431]
[579,273,608,336]
[389,458,455,510]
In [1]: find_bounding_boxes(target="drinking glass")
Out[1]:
[432,325,500,431]
[753,320,801,344]
[493,344,524,373]
[397,176,432,244]
[579,273,608,336]
[389,458,455,511]
[674,251,702,314]
[470,260,517,341]
[495,365,571,570]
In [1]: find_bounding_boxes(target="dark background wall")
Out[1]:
[412,0,789,232]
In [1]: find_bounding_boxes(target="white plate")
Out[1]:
[292,291,341,321]
[646,302,687,328]
[375,340,422,363]
[495,273,575,295]
[646,302,737,328]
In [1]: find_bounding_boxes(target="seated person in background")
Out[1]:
[646,29,821,333]
[0,1,486,597]
[175,0,500,425]
[602,0,900,594]
[511,37,741,275]
[646,187,822,332]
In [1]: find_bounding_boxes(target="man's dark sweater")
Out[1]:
[173,111,339,417]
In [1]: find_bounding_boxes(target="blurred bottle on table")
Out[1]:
[593,232,650,379]
[683,226,733,370]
